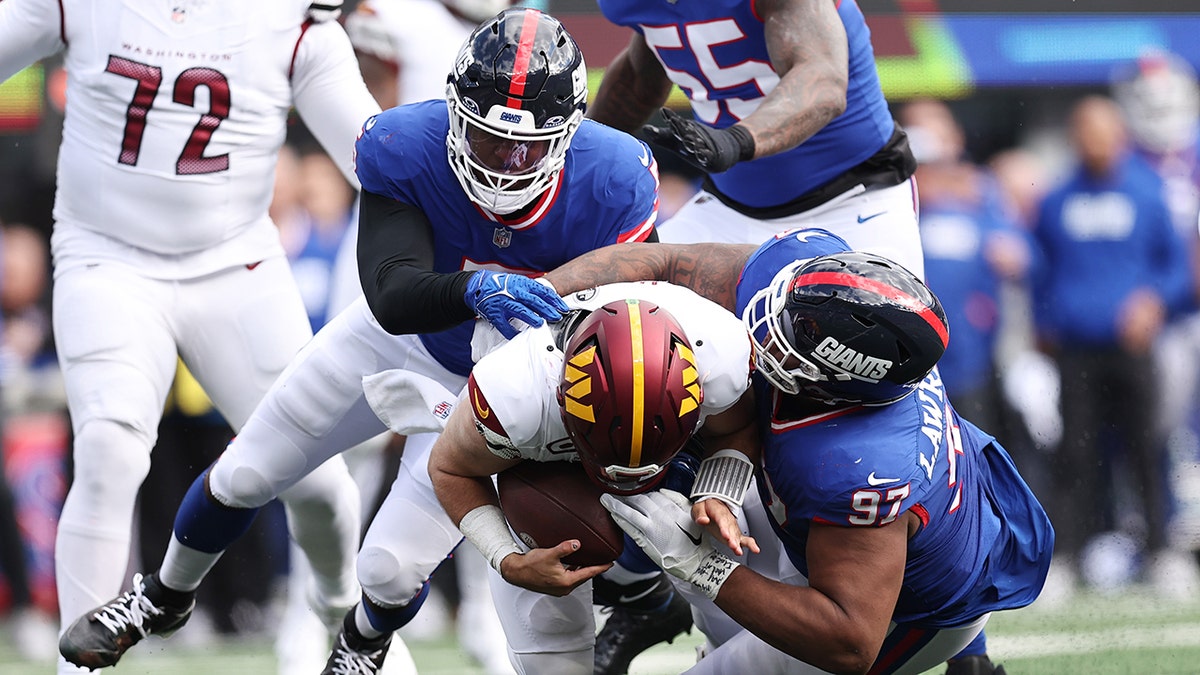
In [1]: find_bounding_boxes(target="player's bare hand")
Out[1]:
[692,498,759,557]
[498,541,611,596]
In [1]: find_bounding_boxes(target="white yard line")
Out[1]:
[990,622,1200,658]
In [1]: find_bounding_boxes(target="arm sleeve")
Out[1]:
[290,19,382,190]
[0,0,65,83]
[357,189,477,334]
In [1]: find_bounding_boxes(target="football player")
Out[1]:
[56,8,661,674]
[542,233,1054,674]
[0,2,383,674]
[340,3,519,673]
[416,285,761,675]
[587,0,925,279]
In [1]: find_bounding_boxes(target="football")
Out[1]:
[497,461,625,567]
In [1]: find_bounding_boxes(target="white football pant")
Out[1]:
[656,179,925,280]
[52,257,361,673]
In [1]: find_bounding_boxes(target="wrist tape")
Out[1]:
[459,505,522,573]
[691,449,754,509]
[688,550,741,600]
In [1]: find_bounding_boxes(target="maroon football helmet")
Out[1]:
[558,299,703,495]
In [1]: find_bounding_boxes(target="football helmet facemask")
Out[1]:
[558,300,703,495]
[742,251,949,405]
[446,8,587,214]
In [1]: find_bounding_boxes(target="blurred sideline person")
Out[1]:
[1113,51,1200,568]
[588,0,923,275]
[0,1,382,673]
[56,8,661,675]
[899,99,1043,497]
[341,3,517,672]
[1031,95,1198,602]
[543,233,1052,675]
[0,223,59,662]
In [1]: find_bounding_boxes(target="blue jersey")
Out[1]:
[354,100,659,375]
[1032,154,1193,346]
[735,233,1053,628]
[597,0,894,208]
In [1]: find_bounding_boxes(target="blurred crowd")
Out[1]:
[0,0,1198,666]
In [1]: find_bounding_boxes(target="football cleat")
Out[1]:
[59,572,195,669]
[593,581,692,675]
[945,654,1007,675]
[322,609,393,675]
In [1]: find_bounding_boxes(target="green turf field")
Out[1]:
[4,588,1199,674]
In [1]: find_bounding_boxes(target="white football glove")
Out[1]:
[600,489,740,600]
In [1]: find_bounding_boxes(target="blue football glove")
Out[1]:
[465,271,569,339]
[642,107,755,174]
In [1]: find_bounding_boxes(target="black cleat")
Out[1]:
[322,609,393,675]
[59,572,194,669]
[593,582,693,675]
[946,654,1007,675]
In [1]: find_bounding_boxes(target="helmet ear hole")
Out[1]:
[851,313,876,329]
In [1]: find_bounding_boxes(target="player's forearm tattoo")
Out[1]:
[751,0,848,157]
[546,243,670,295]
[659,244,753,311]
[547,243,752,312]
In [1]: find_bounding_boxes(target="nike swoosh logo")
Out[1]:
[857,211,886,223]
[617,579,663,604]
[472,387,490,419]
[867,472,901,486]
[638,146,651,168]
[677,524,703,546]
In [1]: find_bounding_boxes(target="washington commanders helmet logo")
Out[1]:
[677,343,701,417]
[561,346,596,423]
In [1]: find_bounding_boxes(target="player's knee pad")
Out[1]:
[527,593,593,639]
[207,453,277,509]
[356,544,426,607]
[68,419,152,507]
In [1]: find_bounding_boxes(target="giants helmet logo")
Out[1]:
[811,335,893,382]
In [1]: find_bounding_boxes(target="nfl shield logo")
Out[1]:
[492,227,512,248]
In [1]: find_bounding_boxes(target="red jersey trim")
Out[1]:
[474,170,564,230]
[57,0,67,45]
[289,20,314,81]
[467,374,508,437]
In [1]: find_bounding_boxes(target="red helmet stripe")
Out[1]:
[506,9,543,108]
[626,300,646,466]
[790,271,949,347]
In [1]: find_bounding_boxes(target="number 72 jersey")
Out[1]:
[0,0,374,258]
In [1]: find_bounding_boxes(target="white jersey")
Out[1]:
[0,0,379,278]
[345,0,475,105]
[469,282,753,463]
